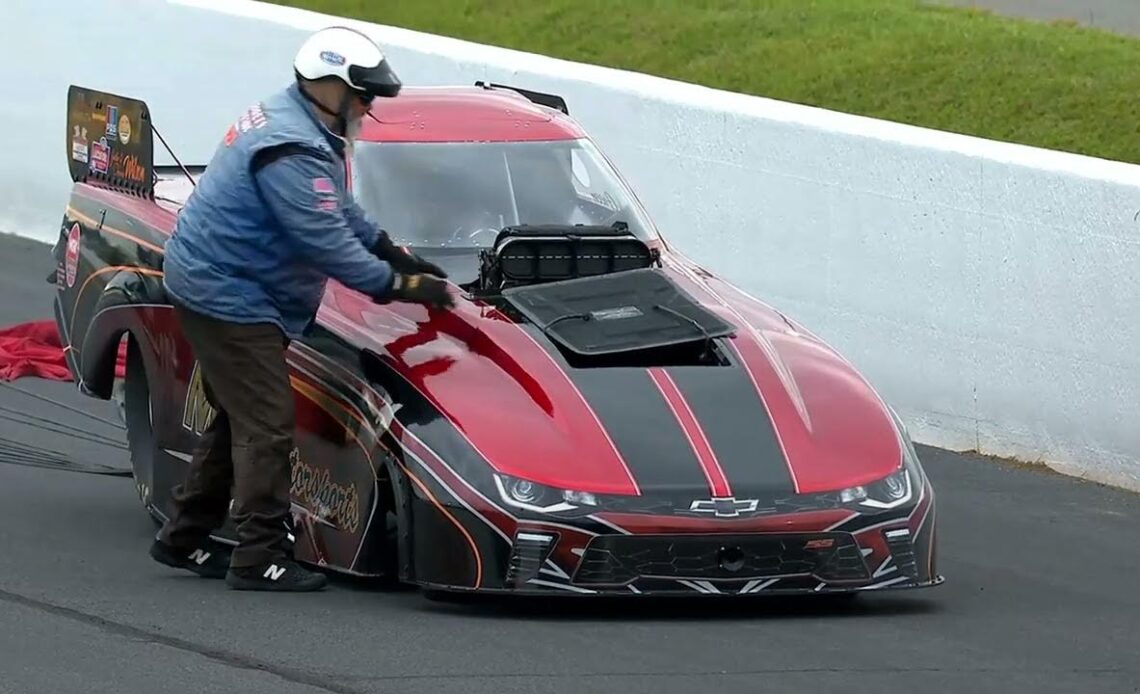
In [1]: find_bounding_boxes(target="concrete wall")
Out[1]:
[2,0,1138,490]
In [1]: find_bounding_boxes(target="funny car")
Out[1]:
[47,81,941,598]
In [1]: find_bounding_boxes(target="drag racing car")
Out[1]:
[47,81,941,598]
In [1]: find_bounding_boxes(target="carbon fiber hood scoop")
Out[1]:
[500,267,736,358]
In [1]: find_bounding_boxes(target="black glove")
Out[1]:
[370,231,447,278]
[390,272,455,309]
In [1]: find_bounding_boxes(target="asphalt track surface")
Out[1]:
[933,0,1140,35]
[0,232,1138,694]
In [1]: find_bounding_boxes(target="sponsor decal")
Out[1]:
[111,150,147,185]
[64,223,81,288]
[319,50,345,66]
[70,125,89,163]
[118,113,131,145]
[290,447,360,533]
[89,137,110,175]
[181,361,217,436]
[105,104,119,140]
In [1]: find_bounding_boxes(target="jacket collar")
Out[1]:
[285,82,347,156]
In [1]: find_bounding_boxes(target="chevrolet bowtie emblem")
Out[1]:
[689,496,759,518]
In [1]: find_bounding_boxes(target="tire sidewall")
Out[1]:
[122,337,158,520]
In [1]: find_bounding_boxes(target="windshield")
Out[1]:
[350,138,658,249]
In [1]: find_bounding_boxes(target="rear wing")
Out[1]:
[67,85,156,197]
[474,81,569,115]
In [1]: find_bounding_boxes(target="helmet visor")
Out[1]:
[350,59,401,98]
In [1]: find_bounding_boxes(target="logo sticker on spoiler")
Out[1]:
[118,113,131,145]
[105,104,119,141]
[71,126,88,164]
[90,137,110,175]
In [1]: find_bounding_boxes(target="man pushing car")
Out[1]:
[148,26,453,591]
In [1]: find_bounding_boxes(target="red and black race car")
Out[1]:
[49,82,941,598]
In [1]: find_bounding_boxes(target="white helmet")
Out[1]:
[293,26,401,99]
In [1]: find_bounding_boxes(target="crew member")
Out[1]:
[149,26,452,592]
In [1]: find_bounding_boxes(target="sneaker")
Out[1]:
[225,559,328,592]
[149,538,232,579]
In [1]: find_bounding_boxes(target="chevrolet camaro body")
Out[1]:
[48,83,941,597]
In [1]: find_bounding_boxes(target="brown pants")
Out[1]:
[158,302,295,569]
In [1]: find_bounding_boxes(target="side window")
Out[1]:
[568,147,618,212]
[570,149,592,190]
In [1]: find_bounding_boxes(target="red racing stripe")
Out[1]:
[647,367,732,498]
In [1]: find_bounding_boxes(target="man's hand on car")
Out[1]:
[390,272,455,309]
[370,232,448,278]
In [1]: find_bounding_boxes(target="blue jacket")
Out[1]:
[163,83,395,338]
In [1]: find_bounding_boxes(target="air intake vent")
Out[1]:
[884,528,919,579]
[505,531,558,586]
[571,533,871,586]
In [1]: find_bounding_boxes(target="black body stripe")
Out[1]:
[557,366,712,495]
[665,365,796,496]
[250,142,332,173]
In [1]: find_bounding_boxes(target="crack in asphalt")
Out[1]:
[8,584,1128,688]
[0,587,367,694]
[333,667,1132,681]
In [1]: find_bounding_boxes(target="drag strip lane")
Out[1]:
[0,232,1137,694]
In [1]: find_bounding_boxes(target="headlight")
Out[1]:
[493,474,599,514]
[837,406,923,510]
[838,465,913,509]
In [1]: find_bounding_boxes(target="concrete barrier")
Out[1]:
[2,0,1138,490]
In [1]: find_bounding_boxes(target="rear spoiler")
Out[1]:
[474,81,569,115]
[66,84,197,198]
[67,85,155,197]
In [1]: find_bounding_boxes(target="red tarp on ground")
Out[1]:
[0,320,126,382]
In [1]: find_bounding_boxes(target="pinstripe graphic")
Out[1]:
[67,265,165,352]
[283,375,380,571]
[287,352,486,584]
[298,321,644,553]
[290,339,522,545]
[656,254,802,492]
[397,459,485,588]
[551,365,710,495]
[66,203,166,254]
[646,367,732,497]
[502,320,641,495]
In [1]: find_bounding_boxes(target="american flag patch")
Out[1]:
[312,177,335,194]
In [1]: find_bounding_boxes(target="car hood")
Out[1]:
[319,252,903,498]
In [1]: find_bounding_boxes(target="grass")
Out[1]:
[269,0,1140,164]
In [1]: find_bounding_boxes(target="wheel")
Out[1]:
[121,336,160,523]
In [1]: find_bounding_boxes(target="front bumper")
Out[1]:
[572,531,882,587]
[406,439,941,598]
[417,519,942,597]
